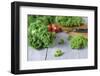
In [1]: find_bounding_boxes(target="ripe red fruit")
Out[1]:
[48,24,52,32]
[48,24,62,33]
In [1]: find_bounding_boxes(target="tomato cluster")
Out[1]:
[48,24,62,33]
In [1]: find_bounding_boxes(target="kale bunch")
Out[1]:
[28,20,55,49]
[55,16,84,27]
[69,35,87,49]
[28,15,55,27]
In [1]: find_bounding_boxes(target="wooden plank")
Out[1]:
[46,32,88,60]
[27,32,88,61]
[27,46,47,61]
[68,32,88,38]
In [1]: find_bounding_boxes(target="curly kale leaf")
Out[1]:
[55,16,84,27]
[69,35,87,49]
[28,20,55,49]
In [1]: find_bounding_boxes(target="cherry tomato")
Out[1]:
[48,24,62,33]
[48,24,52,32]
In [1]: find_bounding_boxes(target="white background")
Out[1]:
[0,0,99,76]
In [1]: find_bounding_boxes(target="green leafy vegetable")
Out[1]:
[54,49,64,57]
[69,35,87,49]
[28,20,55,49]
[35,16,49,25]
[28,15,86,49]
[45,16,55,24]
[28,15,85,27]
[55,16,84,27]
[67,35,73,40]
[28,15,37,27]
[58,39,64,44]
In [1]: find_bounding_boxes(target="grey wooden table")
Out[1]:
[27,32,88,61]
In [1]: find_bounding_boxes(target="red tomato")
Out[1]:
[52,24,62,33]
[57,26,61,32]
[51,24,57,32]
[48,24,52,32]
[48,24,62,33]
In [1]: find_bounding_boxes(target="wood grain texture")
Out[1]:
[28,32,88,61]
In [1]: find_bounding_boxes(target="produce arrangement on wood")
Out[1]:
[28,15,88,60]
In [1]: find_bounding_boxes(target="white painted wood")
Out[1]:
[46,32,88,60]
[28,32,88,61]
[27,47,47,61]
